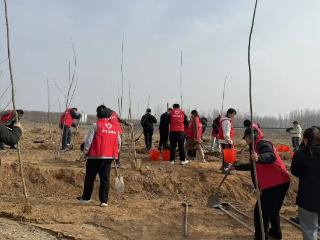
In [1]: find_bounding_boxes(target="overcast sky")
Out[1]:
[0,0,319,117]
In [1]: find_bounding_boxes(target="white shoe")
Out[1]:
[77,197,91,204]
[181,160,189,165]
[100,202,108,207]
[201,159,206,163]
[170,161,175,165]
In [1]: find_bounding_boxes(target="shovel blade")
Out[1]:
[207,194,220,208]
[115,176,124,194]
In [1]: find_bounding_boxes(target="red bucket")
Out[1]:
[162,149,170,161]
[149,148,160,161]
[223,148,237,164]
[276,144,291,153]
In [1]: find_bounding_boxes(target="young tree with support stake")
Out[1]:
[234,1,291,240]
[3,0,31,212]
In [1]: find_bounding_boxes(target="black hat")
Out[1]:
[146,108,151,113]
[293,121,298,124]
[242,127,258,139]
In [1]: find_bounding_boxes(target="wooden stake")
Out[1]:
[47,77,53,141]
[248,0,264,239]
[3,0,31,212]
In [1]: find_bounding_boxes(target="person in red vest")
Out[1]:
[169,103,189,165]
[185,110,205,162]
[211,115,221,153]
[243,119,264,139]
[0,109,24,150]
[78,105,119,207]
[59,108,81,150]
[235,128,290,240]
[218,108,237,173]
[106,109,131,166]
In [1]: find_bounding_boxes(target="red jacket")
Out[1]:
[218,117,234,142]
[188,116,203,140]
[1,111,14,125]
[255,140,290,190]
[170,108,185,132]
[60,109,73,127]
[88,119,119,159]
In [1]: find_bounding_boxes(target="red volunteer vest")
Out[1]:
[188,116,203,140]
[170,109,185,132]
[218,117,234,140]
[107,112,123,134]
[88,119,119,159]
[1,111,14,124]
[60,109,73,127]
[255,140,290,190]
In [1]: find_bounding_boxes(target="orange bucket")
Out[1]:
[223,148,236,164]
[162,149,170,161]
[149,148,160,161]
[276,144,291,153]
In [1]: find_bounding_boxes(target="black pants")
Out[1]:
[254,182,290,240]
[291,137,300,151]
[0,141,4,150]
[143,128,153,150]
[169,132,186,162]
[82,158,113,203]
[61,125,71,149]
[159,129,169,150]
[221,143,232,169]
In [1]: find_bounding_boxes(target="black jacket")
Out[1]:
[291,145,320,212]
[159,112,170,132]
[140,113,157,130]
[235,140,277,188]
[0,124,22,146]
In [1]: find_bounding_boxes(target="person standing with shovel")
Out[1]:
[78,105,120,207]
[234,128,290,240]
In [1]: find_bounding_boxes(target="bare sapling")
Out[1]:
[248,0,265,239]
[3,0,31,212]
[47,77,53,141]
[127,82,139,170]
[55,42,78,156]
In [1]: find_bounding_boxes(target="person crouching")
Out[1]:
[235,128,290,240]
[78,105,119,207]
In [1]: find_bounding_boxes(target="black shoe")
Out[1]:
[10,145,17,149]
[268,228,282,239]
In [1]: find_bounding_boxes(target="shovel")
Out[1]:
[114,160,124,194]
[207,163,235,208]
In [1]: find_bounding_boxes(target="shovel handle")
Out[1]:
[214,163,235,194]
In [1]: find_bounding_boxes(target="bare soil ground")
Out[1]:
[0,123,301,239]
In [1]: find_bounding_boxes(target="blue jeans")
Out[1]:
[61,125,71,149]
[299,207,319,240]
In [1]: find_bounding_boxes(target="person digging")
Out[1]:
[234,128,290,240]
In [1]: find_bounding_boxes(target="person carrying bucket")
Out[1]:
[185,110,206,163]
[78,105,120,207]
[169,103,189,165]
[234,128,290,240]
[218,108,237,173]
